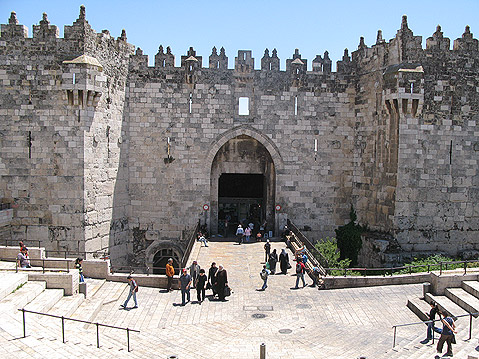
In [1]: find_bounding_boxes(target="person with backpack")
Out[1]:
[259,265,270,291]
[120,275,138,309]
[294,259,307,289]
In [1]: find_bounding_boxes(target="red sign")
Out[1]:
[203,204,209,211]
[275,204,281,211]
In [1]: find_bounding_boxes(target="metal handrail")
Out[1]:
[15,257,72,274]
[45,249,110,260]
[18,308,140,352]
[392,312,479,348]
[324,259,479,277]
[110,265,185,275]
[0,239,42,248]
[287,220,329,269]
[181,220,201,268]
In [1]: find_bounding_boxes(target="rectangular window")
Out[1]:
[189,93,192,114]
[294,96,298,116]
[239,97,249,116]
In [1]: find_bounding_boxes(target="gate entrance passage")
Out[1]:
[218,173,265,237]
[210,135,275,236]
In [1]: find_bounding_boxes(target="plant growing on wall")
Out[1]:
[335,205,365,266]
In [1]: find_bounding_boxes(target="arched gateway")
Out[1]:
[207,126,283,236]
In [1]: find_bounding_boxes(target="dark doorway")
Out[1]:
[218,173,265,237]
[153,248,180,274]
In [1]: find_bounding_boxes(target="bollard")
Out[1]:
[260,343,266,359]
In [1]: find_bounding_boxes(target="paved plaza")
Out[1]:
[0,238,427,358]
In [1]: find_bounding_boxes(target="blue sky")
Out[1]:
[1,0,478,69]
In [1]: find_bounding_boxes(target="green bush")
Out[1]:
[398,254,463,274]
[335,205,365,266]
[315,237,351,276]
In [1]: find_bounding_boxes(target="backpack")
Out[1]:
[260,270,268,280]
[296,262,303,274]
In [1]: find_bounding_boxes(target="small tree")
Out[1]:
[315,237,351,275]
[335,205,364,266]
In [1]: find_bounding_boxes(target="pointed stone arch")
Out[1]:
[205,125,284,171]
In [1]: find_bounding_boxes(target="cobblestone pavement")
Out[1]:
[93,238,423,358]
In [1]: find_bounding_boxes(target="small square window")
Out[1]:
[239,97,249,116]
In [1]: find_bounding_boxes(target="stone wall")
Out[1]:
[1,8,479,267]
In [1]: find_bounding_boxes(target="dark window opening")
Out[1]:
[153,248,180,275]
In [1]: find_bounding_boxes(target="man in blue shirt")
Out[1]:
[436,311,456,357]
[180,269,192,306]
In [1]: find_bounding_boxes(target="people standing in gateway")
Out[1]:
[195,268,207,304]
[264,240,271,262]
[268,248,278,274]
[179,268,192,306]
[208,262,218,297]
[215,264,228,301]
[279,248,289,275]
[244,226,252,242]
[166,258,175,292]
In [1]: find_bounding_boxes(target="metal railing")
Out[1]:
[0,203,11,210]
[110,265,184,275]
[18,308,140,352]
[287,220,327,276]
[45,248,110,260]
[181,220,201,268]
[15,257,72,273]
[0,239,42,248]
[324,259,479,277]
[392,312,478,348]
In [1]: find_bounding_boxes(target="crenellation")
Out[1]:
[0,12,28,39]
[32,13,59,40]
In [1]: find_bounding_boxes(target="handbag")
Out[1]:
[206,282,211,290]
[224,285,231,297]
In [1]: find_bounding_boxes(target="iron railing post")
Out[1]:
[42,259,45,274]
[392,326,396,347]
[22,308,26,338]
[67,260,69,273]
[440,262,443,275]
[62,316,65,343]
[96,323,100,348]
[127,328,130,352]
[464,261,467,275]
[470,313,473,340]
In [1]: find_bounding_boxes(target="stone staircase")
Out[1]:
[381,280,479,358]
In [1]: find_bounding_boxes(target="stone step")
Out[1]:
[462,281,479,299]
[0,272,28,301]
[24,288,64,313]
[0,281,46,314]
[407,297,430,322]
[47,293,85,317]
[84,278,106,298]
[446,287,479,317]
[70,281,128,327]
[425,293,469,319]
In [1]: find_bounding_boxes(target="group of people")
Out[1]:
[235,220,267,244]
[422,301,457,357]
[165,258,229,305]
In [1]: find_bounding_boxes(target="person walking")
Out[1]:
[189,260,200,288]
[436,311,456,357]
[208,262,218,297]
[268,249,278,274]
[259,265,270,291]
[215,264,228,301]
[166,258,175,292]
[179,268,192,306]
[279,248,289,274]
[195,268,207,303]
[264,240,271,262]
[236,224,244,244]
[421,301,442,343]
[294,259,307,288]
[75,257,84,283]
[120,275,138,309]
